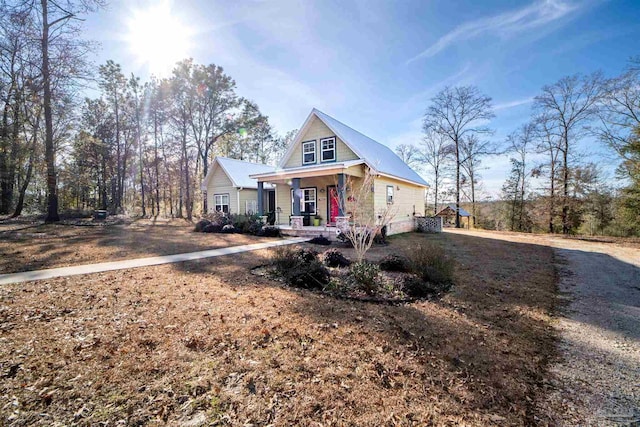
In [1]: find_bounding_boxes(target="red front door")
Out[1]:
[328,186,339,225]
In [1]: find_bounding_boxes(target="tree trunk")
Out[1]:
[41,0,59,222]
[561,134,569,234]
[455,138,461,228]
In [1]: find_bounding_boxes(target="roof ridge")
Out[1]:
[313,108,387,151]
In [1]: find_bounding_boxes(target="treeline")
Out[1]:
[398,58,640,236]
[0,1,292,221]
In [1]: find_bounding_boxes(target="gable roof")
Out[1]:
[201,156,275,190]
[436,204,472,217]
[279,109,428,187]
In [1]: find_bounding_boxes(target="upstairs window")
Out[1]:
[302,141,316,164]
[386,186,394,204]
[214,194,230,213]
[321,137,336,162]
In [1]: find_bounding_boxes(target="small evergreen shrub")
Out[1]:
[194,219,212,232]
[379,254,409,272]
[401,274,436,298]
[203,224,222,233]
[222,224,236,233]
[321,248,351,268]
[258,226,282,237]
[350,261,382,295]
[272,246,329,289]
[309,235,331,245]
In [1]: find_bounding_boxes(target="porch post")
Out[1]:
[292,178,301,216]
[337,173,345,216]
[257,181,264,215]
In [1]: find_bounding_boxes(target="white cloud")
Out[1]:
[407,0,580,64]
[493,97,534,111]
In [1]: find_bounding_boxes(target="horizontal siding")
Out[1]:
[284,116,358,168]
[373,176,425,229]
[238,189,258,215]
[206,166,237,214]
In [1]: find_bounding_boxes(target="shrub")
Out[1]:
[309,235,331,245]
[203,224,222,233]
[222,224,236,233]
[244,220,263,235]
[374,225,388,244]
[350,261,382,295]
[379,254,409,272]
[404,243,454,291]
[205,211,232,227]
[194,219,212,232]
[401,274,434,298]
[272,246,329,289]
[258,226,282,237]
[321,248,351,268]
[231,214,262,234]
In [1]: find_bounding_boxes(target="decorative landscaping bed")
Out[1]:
[252,243,454,303]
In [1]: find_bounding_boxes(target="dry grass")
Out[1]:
[0,222,558,426]
[0,217,275,274]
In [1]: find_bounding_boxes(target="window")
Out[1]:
[320,137,336,162]
[214,194,229,213]
[245,200,257,215]
[386,186,394,204]
[302,141,316,164]
[291,188,317,214]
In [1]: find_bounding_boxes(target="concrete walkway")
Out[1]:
[0,237,308,285]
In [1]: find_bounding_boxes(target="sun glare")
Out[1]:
[125,2,193,76]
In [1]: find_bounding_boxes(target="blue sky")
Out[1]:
[84,0,640,196]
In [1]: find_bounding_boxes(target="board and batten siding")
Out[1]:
[373,176,426,235]
[284,116,359,168]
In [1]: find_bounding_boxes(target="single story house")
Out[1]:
[200,156,275,215]
[248,109,429,235]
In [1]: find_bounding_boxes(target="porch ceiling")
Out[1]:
[250,160,365,183]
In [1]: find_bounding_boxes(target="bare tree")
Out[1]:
[502,123,535,231]
[595,61,640,179]
[423,85,494,227]
[533,73,604,234]
[394,143,422,170]
[420,129,453,215]
[459,134,498,226]
[337,170,396,262]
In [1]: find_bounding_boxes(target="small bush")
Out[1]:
[321,248,351,268]
[379,254,409,272]
[204,211,232,227]
[194,219,212,232]
[245,220,263,235]
[350,261,382,295]
[222,224,236,233]
[373,225,388,244]
[258,226,282,237]
[272,246,329,289]
[401,274,435,298]
[309,235,331,246]
[203,224,222,233]
[404,243,454,290]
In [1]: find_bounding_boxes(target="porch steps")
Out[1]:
[279,225,339,241]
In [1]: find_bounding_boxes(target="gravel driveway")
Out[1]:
[546,238,640,426]
[445,230,640,426]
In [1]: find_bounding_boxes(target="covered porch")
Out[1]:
[250,161,366,228]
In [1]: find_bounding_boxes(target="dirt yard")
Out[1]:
[0,221,559,426]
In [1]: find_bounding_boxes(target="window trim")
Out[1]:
[320,136,336,163]
[291,187,317,215]
[214,193,230,213]
[302,140,317,165]
[386,185,394,204]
